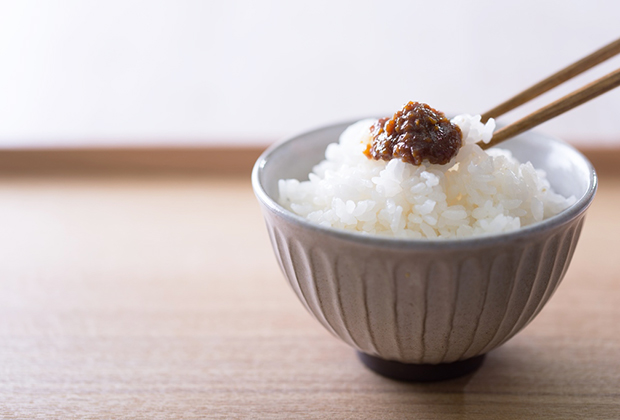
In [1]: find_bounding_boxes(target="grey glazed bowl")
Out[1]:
[252,121,597,372]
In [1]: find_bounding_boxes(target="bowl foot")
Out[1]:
[357,351,485,382]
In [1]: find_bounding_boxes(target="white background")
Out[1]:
[1,0,619,148]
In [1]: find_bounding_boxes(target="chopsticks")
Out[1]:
[480,68,620,149]
[478,37,620,149]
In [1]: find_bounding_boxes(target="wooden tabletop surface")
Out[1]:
[0,170,619,419]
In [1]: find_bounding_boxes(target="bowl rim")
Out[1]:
[252,119,598,250]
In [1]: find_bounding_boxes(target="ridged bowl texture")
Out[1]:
[252,121,597,364]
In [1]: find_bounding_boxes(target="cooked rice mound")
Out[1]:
[278,115,575,239]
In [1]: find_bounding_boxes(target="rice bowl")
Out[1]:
[252,120,596,381]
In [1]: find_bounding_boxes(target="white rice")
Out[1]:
[278,115,576,239]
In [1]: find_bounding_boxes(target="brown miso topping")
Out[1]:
[364,102,463,166]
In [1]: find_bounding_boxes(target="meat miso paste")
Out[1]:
[279,102,575,239]
[365,101,462,166]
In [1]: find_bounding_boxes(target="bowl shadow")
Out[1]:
[357,338,617,418]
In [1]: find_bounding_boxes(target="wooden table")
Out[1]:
[0,168,619,419]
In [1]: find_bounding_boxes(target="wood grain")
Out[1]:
[0,172,619,419]
[0,147,265,176]
[0,145,619,176]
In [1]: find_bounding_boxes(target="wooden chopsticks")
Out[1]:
[480,67,620,149]
[478,37,620,149]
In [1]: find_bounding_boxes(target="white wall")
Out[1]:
[1,0,619,148]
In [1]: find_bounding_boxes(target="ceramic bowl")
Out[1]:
[252,120,597,380]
